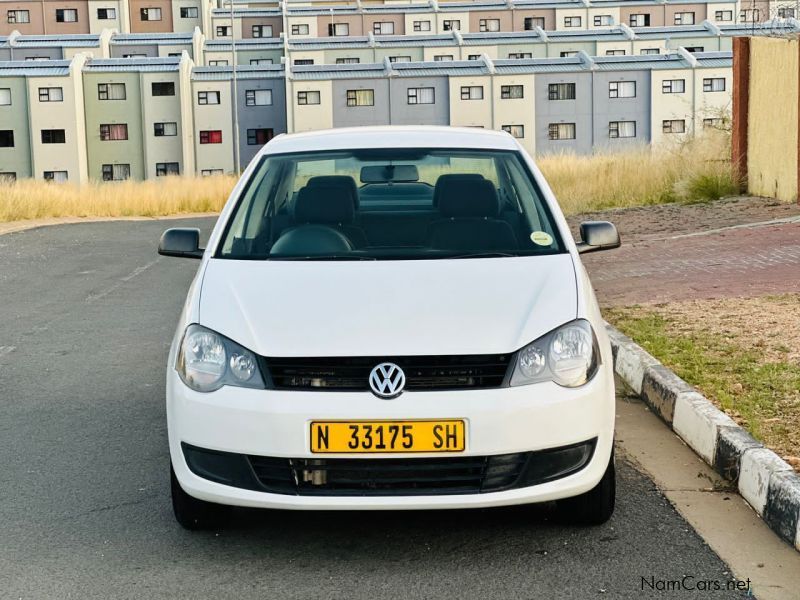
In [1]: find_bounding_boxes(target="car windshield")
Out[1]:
[217,148,565,260]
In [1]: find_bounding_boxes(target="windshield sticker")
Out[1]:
[530,231,553,246]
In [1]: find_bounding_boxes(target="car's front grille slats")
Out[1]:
[263,354,513,392]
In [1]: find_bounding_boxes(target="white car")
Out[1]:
[159,126,621,530]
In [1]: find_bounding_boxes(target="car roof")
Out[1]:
[262,126,520,155]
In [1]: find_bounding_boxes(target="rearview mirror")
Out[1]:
[576,221,621,254]
[360,164,419,184]
[158,228,204,259]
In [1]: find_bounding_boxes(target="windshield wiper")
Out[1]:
[441,252,519,259]
[269,254,378,261]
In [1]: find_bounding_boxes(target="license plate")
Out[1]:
[310,420,466,454]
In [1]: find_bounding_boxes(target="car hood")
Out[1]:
[199,255,577,357]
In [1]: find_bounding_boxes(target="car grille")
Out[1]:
[247,453,528,496]
[262,354,513,392]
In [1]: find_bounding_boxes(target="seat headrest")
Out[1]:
[433,174,486,207]
[295,185,356,224]
[307,175,359,208]
[436,178,500,218]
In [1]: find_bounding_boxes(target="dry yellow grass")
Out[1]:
[0,175,236,222]
[0,133,739,222]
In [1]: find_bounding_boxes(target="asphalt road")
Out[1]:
[0,219,751,599]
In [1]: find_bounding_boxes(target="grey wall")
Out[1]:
[6,47,63,60]
[388,76,449,126]
[592,70,651,151]
[332,78,390,128]
[534,71,592,155]
[109,44,158,58]
[236,77,287,168]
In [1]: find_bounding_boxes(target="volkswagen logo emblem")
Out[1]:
[369,362,406,399]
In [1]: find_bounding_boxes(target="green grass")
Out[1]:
[606,308,800,456]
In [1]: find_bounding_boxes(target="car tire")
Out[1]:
[171,463,229,530]
[555,451,615,526]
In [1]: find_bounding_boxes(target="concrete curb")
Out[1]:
[606,323,800,552]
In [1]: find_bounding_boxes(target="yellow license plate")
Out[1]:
[310,420,466,454]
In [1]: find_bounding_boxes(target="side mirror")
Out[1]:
[158,228,204,259]
[576,221,621,254]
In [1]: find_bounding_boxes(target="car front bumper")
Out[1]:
[167,365,615,510]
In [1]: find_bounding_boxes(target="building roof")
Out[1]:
[83,57,182,72]
[0,59,71,76]
[192,64,285,80]
[3,34,101,48]
[205,39,285,51]
[110,33,194,46]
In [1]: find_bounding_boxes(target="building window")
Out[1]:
[44,171,68,182]
[703,118,725,129]
[740,9,761,22]
[156,162,179,176]
[38,87,63,102]
[703,77,726,92]
[714,10,733,21]
[154,122,177,136]
[180,7,198,18]
[0,172,16,181]
[328,22,349,36]
[609,81,636,98]
[208,60,228,66]
[140,8,162,21]
[548,82,576,100]
[641,48,660,55]
[548,123,576,140]
[684,46,704,53]
[245,89,272,106]
[389,56,411,63]
[609,121,636,138]
[151,82,175,96]
[98,82,126,100]
[97,8,116,20]
[0,130,14,147]
[778,7,796,18]
[407,87,435,104]
[0,88,10,105]
[508,52,532,59]
[560,51,578,57]
[466,54,480,61]
[373,21,394,35]
[297,90,320,105]
[564,16,582,28]
[413,20,431,32]
[442,20,460,31]
[433,55,453,61]
[336,57,360,64]
[122,53,147,58]
[216,26,231,37]
[201,169,223,176]
[102,164,130,181]
[99,123,128,141]
[501,85,524,99]
[460,86,484,100]
[200,130,223,144]
[198,91,221,105]
[291,24,309,35]
[346,89,374,107]
[250,59,272,65]
[594,15,613,26]
[7,10,30,24]
[247,128,274,145]
[55,9,78,23]
[479,19,500,32]
[605,50,625,56]
[662,119,686,134]
[501,124,524,138]
[629,14,650,27]
[524,17,545,30]
[27,57,50,61]
[662,79,686,94]
[674,12,695,25]
[293,59,314,65]
[252,25,272,37]
[41,129,66,144]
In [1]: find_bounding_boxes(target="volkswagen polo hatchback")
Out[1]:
[159,126,621,530]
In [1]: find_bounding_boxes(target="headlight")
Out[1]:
[510,319,599,388]
[176,324,266,392]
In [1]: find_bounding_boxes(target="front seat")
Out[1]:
[307,175,360,209]
[290,183,368,248]
[427,177,517,253]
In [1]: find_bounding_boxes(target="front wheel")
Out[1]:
[555,452,615,526]
[171,463,229,530]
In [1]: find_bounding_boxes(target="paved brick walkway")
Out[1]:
[568,197,800,307]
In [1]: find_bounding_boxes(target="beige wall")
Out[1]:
[192,80,234,173]
[650,67,695,145]
[492,73,535,155]
[747,37,799,201]
[142,71,186,178]
[87,0,123,33]
[287,79,333,132]
[286,14,317,37]
[448,76,491,129]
